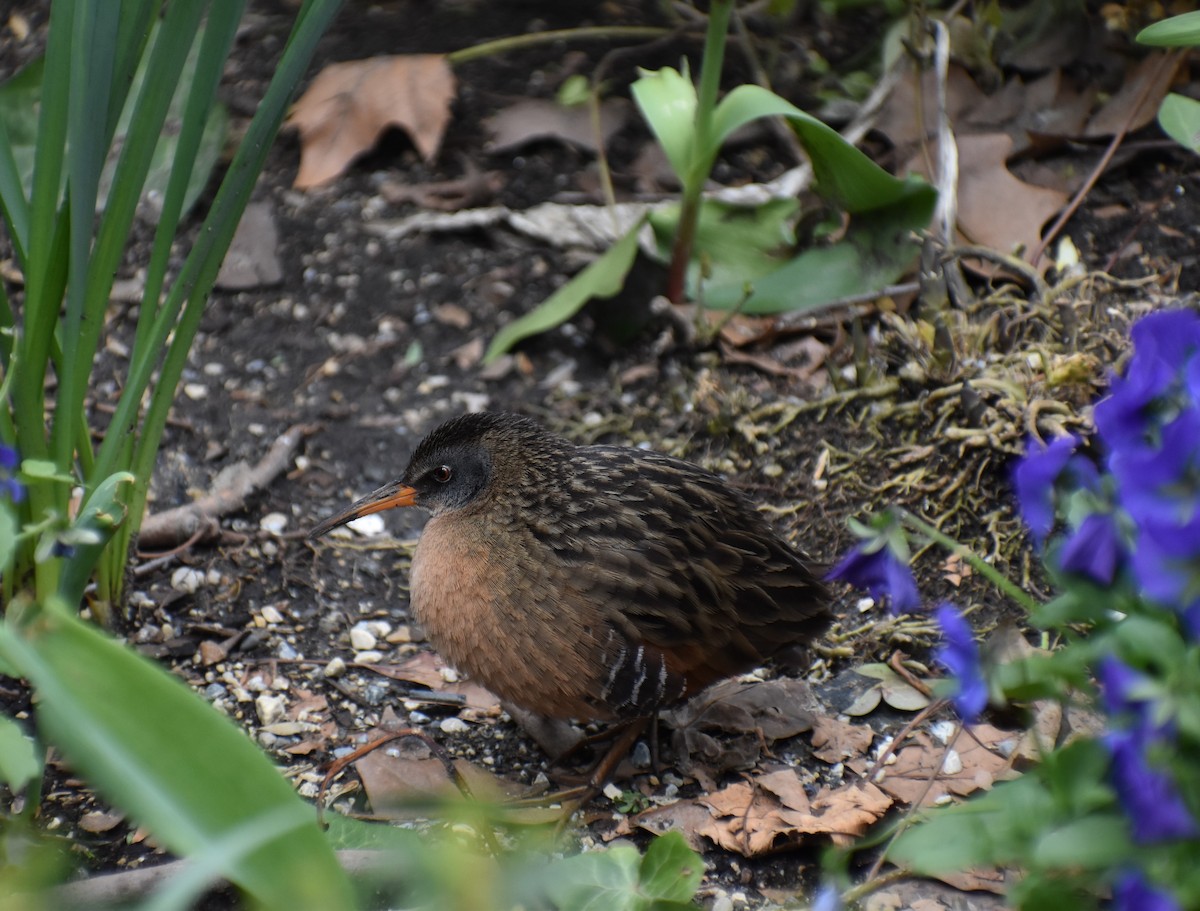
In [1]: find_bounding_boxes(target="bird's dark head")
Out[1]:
[308,412,557,538]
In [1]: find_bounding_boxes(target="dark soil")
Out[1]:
[3,0,1198,906]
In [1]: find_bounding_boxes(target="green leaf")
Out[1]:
[0,57,43,255]
[1032,815,1131,870]
[630,67,697,184]
[0,29,229,224]
[648,198,798,293]
[0,599,355,908]
[1137,11,1200,46]
[55,471,135,606]
[0,505,16,567]
[101,17,230,221]
[0,713,40,794]
[1157,93,1200,155]
[1113,614,1187,667]
[637,832,704,904]
[700,178,936,314]
[546,844,643,911]
[545,834,702,910]
[18,458,72,483]
[890,776,1055,873]
[484,221,644,363]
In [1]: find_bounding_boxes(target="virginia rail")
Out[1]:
[310,413,829,764]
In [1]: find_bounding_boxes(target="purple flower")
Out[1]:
[1057,512,1124,584]
[1095,309,1200,453]
[934,604,987,723]
[1098,656,1151,720]
[1105,729,1199,843]
[1114,871,1181,911]
[810,884,841,911]
[1110,407,1200,524]
[0,444,23,503]
[827,543,921,615]
[1013,435,1079,541]
[1129,512,1200,622]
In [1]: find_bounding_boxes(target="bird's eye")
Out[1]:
[431,465,453,484]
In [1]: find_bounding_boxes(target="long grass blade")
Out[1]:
[74,0,207,462]
[54,2,119,471]
[97,0,343,520]
[134,1,243,359]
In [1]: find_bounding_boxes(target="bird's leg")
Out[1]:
[648,710,662,773]
[585,716,650,791]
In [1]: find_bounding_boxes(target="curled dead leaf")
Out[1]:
[289,55,456,189]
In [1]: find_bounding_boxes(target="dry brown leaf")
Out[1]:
[667,678,817,777]
[907,133,1066,269]
[955,133,1067,262]
[696,774,892,855]
[964,70,1094,156]
[367,652,501,714]
[875,64,984,149]
[355,736,534,818]
[484,98,629,154]
[870,876,1009,907]
[872,727,1015,807]
[810,716,875,765]
[985,625,1105,763]
[289,55,456,189]
[628,800,717,852]
[379,164,503,211]
[216,201,282,290]
[79,811,124,834]
[1084,52,1182,138]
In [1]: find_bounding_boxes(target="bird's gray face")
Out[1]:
[401,442,493,515]
[307,435,495,539]
[308,412,545,539]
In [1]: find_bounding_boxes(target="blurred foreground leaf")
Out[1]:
[0,600,354,909]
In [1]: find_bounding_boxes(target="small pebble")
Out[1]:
[347,513,386,537]
[349,627,377,651]
[408,711,430,724]
[631,741,652,769]
[260,512,288,535]
[355,650,384,664]
[439,717,470,735]
[323,657,346,678]
[602,782,624,801]
[244,675,268,693]
[364,620,392,639]
[440,667,460,683]
[362,684,389,706]
[940,749,963,775]
[387,625,414,644]
[260,605,285,625]
[170,567,205,594]
[255,693,287,726]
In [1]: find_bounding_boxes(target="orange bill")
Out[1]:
[308,481,418,539]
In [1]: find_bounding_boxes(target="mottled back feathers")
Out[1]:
[400,412,829,719]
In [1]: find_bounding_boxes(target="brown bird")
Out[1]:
[310,412,829,727]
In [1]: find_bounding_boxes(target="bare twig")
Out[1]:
[137,423,318,551]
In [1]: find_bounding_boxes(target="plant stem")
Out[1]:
[446,26,668,66]
[893,507,1040,613]
[666,0,732,303]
